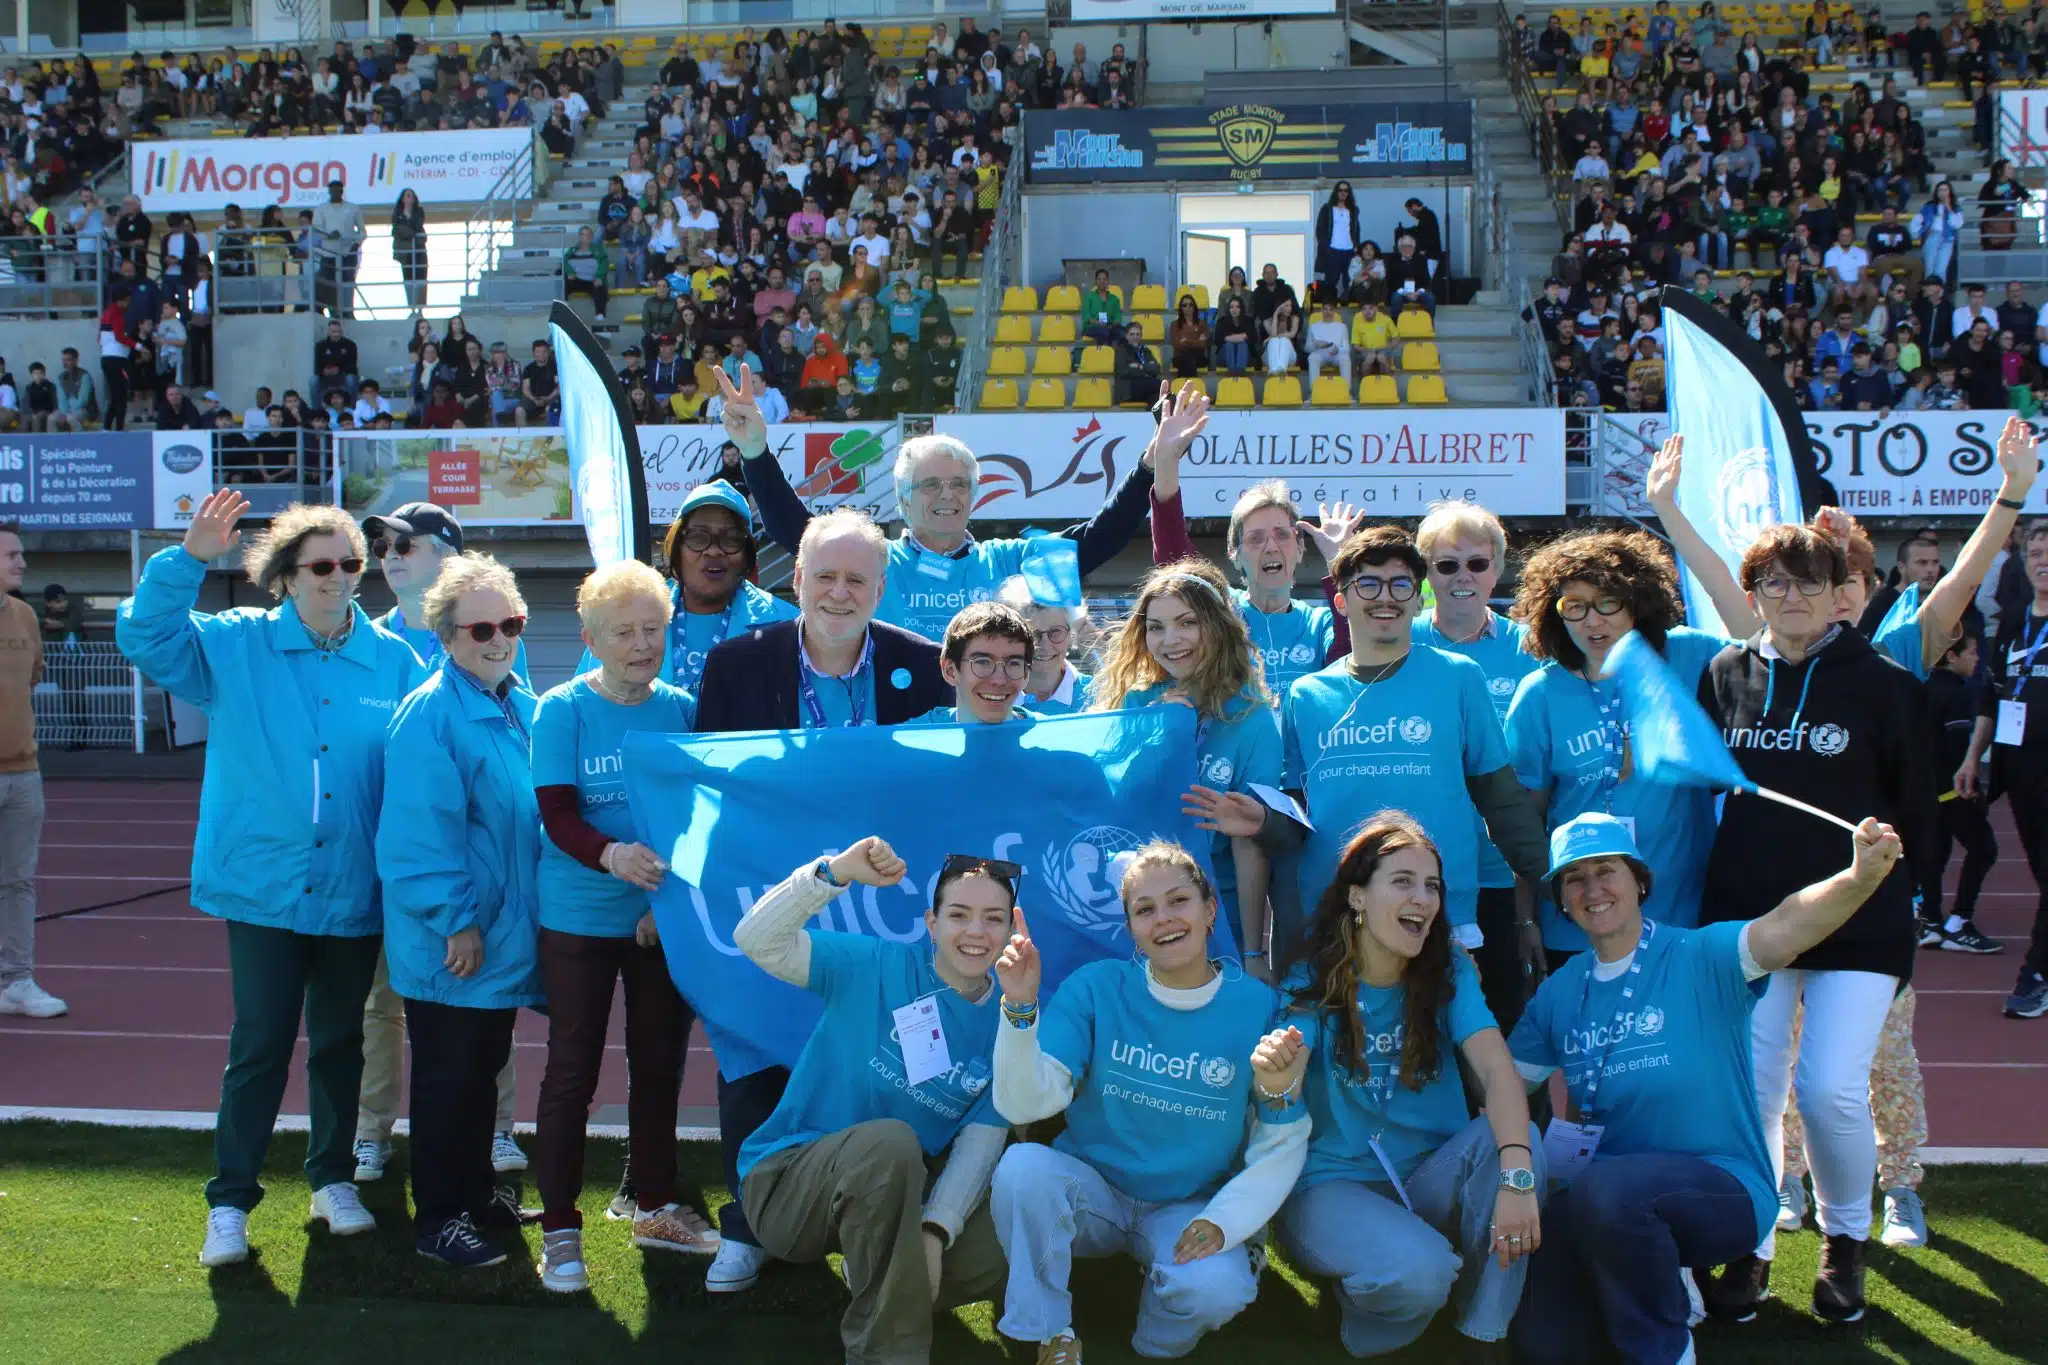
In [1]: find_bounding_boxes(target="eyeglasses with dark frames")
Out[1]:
[298,558,365,577]
[456,616,527,643]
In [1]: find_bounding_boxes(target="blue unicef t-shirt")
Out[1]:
[801,653,880,728]
[1040,959,1300,1205]
[912,705,1042,726]
[880,536,1032,643]
[738,930,1004,1183]
[379,605,529,685]
[1414,611,1539,890]
[1235,589,1336,701]
[1509,919,1775,1243]
[1129,682,1281,927]
[1504,626,1728,949]
[1289,950,1497,1190]
[1282,647,1508,931]
[531,676,697,938]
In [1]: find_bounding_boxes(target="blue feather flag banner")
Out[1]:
[623,707,1231,1080]
[1609,632,1753,792]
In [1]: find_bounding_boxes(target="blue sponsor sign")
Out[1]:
[0,432,159,530]
[1024,102,1473,184]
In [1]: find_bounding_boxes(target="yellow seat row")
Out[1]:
[993,308,1436,344]
[990,338,1441,379]
[978,372,1448,410]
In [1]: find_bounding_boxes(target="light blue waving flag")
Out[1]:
[1871,580,1930,679]
[623,707,1231,1080]
[1021,530,1085,609]
[1609,631,1752,792]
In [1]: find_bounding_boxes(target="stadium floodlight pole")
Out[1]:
[548,299,653,569]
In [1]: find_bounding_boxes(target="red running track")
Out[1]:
[5,779,2047,1148]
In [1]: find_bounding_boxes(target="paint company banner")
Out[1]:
[132,129,533,212]
[1600,410,2040,518]
[0,431,211,530]
[1071,0,1337,20]
[935,410,1567,518]
[335,422,902,527]
[1024,102,1473,185]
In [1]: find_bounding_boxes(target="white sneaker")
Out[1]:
[1880,1187,1929,1248]
[353,1138,390,1182]
[1776,1173,1809,1234]
[538,1228,589,1293]
[0,978,67,1018]
[310,1182,376,1236]
[706,1238,768,1293]
[490,1131,528,1174]
[201,1206,250,1267]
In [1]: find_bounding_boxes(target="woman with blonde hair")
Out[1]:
[116,492,426,1268]
[1090,558,1280,973]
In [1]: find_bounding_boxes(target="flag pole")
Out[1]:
[1749,785,1861,835]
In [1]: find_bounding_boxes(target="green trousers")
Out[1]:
[205,921,381,1211]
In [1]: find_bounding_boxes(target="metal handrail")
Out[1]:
[1496,0,1572,241]
[464,127,542,298]
[955,163,1022,415]
[0,236,106,317]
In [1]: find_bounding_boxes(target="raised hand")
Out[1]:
[1645,433,1683,511]
[828,836,907,888]
[713,361,768,458]
[1249,1024,1309,1096]
[1996,414,2039,502]
[1812,505,1857,543]
[1182,784,1265,838]
[1849,817,1903,888]
[994,903,1040,1007]
[183,488,250,563]
[1303,500,1364,565]
[1151,379,1211,466]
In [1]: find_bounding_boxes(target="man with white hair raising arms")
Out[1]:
[712,364,1158,641]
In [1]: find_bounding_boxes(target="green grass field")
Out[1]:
[0,1121,2042,1364]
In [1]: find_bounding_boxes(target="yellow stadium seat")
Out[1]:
[1037,315,1077,344]
[1032,348,1073,376]
[1026,378,1068,409]
[1073,377,1115,407]
[1262,375,1305,407]
[1214,377,1256,408]
[1001,286,1039,313]
[1137,315,1165,341]
[988,347,1027,377]
[400,0,428,16]
[980,379,1019,409]
[1406,374,1449,405]
[1077,346,1116,375]
[1359,374,1400,405]
[1043,284,1082,313]
[1131,284,1167,313]
[993,315,1034,344]
[1395,310,1435,340]
[1177,286,1211,311]
[1401,342,1442,373]
[1311,375,1354,406]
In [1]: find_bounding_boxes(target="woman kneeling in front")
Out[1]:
[1508,812,1901,1365]
[733,838,1013,1364]
[990,841,1310,1363]
[1279,812,1541,1358]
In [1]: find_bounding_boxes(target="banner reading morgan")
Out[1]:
[1025,102,1472,184]
[133,129,534,211]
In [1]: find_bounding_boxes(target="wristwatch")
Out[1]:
[1499,1167,1537,1194]
[814,857,845,888]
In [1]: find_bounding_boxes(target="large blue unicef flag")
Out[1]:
[623,707,1230,1080]
[1657,288,1832,639]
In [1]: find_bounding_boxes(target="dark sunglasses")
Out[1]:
[298,558,364,577]
[370,534,414,559]
[940,852,1023,892]
[1432,555,1493,576]
[456,616,527,643]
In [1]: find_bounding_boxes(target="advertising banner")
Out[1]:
[1071,0,1337,19]
[1024,102,1473,185]
[1601,410,2041,517]
[132,129,533,212]
[935,409,1567,518]
[0,431,210,530]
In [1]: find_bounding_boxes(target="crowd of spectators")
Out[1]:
[1513,0,2043,415]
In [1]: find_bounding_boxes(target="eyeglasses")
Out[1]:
[1241,527,1299,552]
[298,558,364,577]
[940,852,1023,890]
[1343,574,1419,602]
[681,528,749,554]
[1556,595,1627,621]
[912,476,973,498]
[964,652,1031,680]
[1033,626,1070,646]
[1432,555,1493,576]
[1755,574,1832,599]
[456,616,527,643]
[369,535,414,559]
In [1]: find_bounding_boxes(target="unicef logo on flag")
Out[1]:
[1399,716,1433,744]
[1200,1056,1238,1089]
[1288,642,1317,664]
[1043,826,1148,934]
[1636,1006,1666,1038]
[1811,724,1850,756]
[1201,755,1235,785]
[1713,447,1787,550]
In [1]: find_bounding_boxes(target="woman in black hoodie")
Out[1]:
[1694,523,1936,1328]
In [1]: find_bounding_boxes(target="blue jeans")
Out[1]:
[1695,231,1729,268]
[1220,338,1250,373]
[1511,1152,1759,1365]
[1278,1117,1546,1355]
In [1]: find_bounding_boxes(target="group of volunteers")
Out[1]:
[112,355,2045,1365]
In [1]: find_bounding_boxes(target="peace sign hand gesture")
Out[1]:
[713,361,768,458]
[183,489,250,563]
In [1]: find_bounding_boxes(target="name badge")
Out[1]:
[916,553,954,581]
[892,996,951,1088]
[1542,1117,1604,1189]
[1997,699,2027,747]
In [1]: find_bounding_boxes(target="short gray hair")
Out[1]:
[422,552,526,642]
[1225,480,1297,559]
[797,507,889,575]
[998,574,1088,630]
[892,433,980,505]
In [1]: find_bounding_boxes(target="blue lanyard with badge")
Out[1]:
[892,989,952,1087]
[670,600,735,694]
[1542,919,1656,1187]
[1348,1017,1420,1212]
[1580,671,1635,840]
[911,531,969,581]
[799,632,875,728]
[1996,615,2048,747]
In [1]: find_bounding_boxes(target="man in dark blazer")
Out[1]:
[685,505,949,1294]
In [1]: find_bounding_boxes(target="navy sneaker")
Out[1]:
[416,1214,506,1268]
[1938,921,2005,955]
[2005,971,2048,1019]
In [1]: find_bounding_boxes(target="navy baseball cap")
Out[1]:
[362,502,463,552]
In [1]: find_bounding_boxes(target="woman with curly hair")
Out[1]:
[1277,812,1542,1357]
[1091,558,1279,974]
[1503,527,1731,960]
